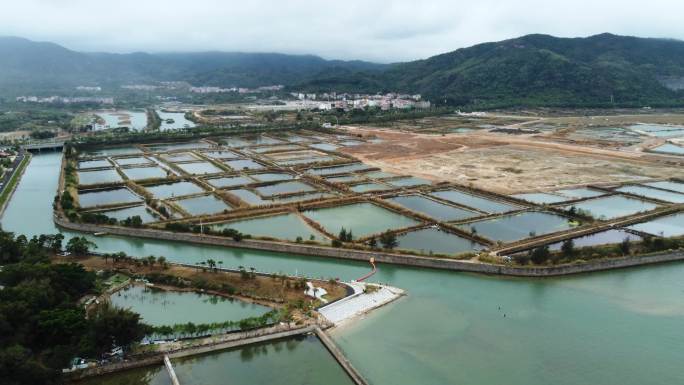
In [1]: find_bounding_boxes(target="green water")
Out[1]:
[145,181,204,199]
[386,177,431,187]
[175,195,231,216]
[111,285,270,327]
[388,195,479,221]
[627,212,684,237]
[255,181,316,196]
[616,185,684,203]
[172,335,355,385]
[114,156,153,166]
[4,153,684,385]
[206,175,255,188]
[350,183,389,193]
[303,202,421,238]
[98,205,158,223]
[459,211,572,242]
[78,365,168,385]
[250,172,294,182]
[77,169,122,185]
[177,162,223,175]
[512,192,567,204]
[78,188,142,208]
[431,190,521,213]
[78,159,111,169]
[565,195,659,220]
[122,166,168,180]
[213,213,325,241]
[396,227,484,255]
[644,181,684,194]
[225,159,264,170]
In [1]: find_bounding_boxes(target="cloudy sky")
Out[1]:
[1,0,682,62]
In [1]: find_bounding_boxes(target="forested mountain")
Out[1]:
[3,34,684,107]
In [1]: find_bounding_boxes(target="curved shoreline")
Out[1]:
[55,216,684,277]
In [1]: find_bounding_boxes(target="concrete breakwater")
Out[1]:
[55,216,684,277]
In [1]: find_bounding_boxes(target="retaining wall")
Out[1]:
[55,216,684,277]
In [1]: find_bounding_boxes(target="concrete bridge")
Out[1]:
[22,140,65,151]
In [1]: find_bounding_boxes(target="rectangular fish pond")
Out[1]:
[176,161,224,175]
[226,189,266,205]
[114,156,153,166]
[553,187,605,200]
[77,169,123,185]
[303,202,421,239]
[201,150,240,160]
[627,212,684,237]
[385,176,432,188]
[224,159,265,170]
[643,181,684,194]
[122,166,168,180]
[458,211,574,242]
[250,172,295,182]
[511,192,568,205]
[170,335,355,385]
[388,195,479,221]
[96,204,160,223]
[162,152,199,162]
[145,181,205,199]
[212,213,326,241]
[78,159,111,169]
[616,185,684,204]
[254,181,317,196]
[563,195,660,220]
[267,192,337,204]
[396,227,485,256]
[649,143,684,155]
[307,163,372,176]
[545,229,642,251]
[145,141,211,152]
[174,195,231,216]
[206,175,256,188]
[431,189,522,214]
[78,188,142,208]
[79,146,142,158]
[350,182,391,193]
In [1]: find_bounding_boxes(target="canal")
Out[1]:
[2,152,683,385]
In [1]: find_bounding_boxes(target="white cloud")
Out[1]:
[1,0,683,62]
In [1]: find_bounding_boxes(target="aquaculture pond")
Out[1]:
[206,175,255,188]
[431,190,521,213]
[628,212,684,237]
[386,176,432,187]
[277,156,337,166]
[255,181,316,196]
[122,166,167,180]
[171,335,355,385]
[644,181,684,194]
[157,110,196,131]
[310,143,339,151]
[77,169,122,185]
[326,174,365,183]
[362,170,400,179]
[388,195,479,221]
[96,110,148,131]
[98,205,158,223]
[553,187,605,199]
[649,143,684,155]
[251,144,303,153]
[224,159,264,170]
[111,284,270,327]
[114,156,153,166]
[350,183,390,193]
[145,142,211,152]
[250,172,294,182]
[628,124,684,138]
[213,213,325,241]
[162,153,198,162]
[175,195,231,216]
[80,146,142,157]
[545,229,641,251]
[303,202,420,238]
[512,192,567,205]
[7,153,684,385]
[396,227,484,255]
[616,185,684,203]
[176,161,223,175]
[226,189,265,205]
[202,150,239,159]
[78,188,142,208]
[458,211,573,242]
[145,181,204,199]
[307,163,372,176]
[564,195,659,220]
[268,192,336,204]
[78,159,111,169]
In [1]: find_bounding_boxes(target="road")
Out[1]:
[0,150,25,193]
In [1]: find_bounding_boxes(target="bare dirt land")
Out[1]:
[339,125,684,194]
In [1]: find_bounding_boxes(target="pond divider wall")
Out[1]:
[55,216,684,277]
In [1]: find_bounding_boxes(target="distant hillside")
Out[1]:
[0,37,385,93]
[298,33,684,108]
[3,34,684,107]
